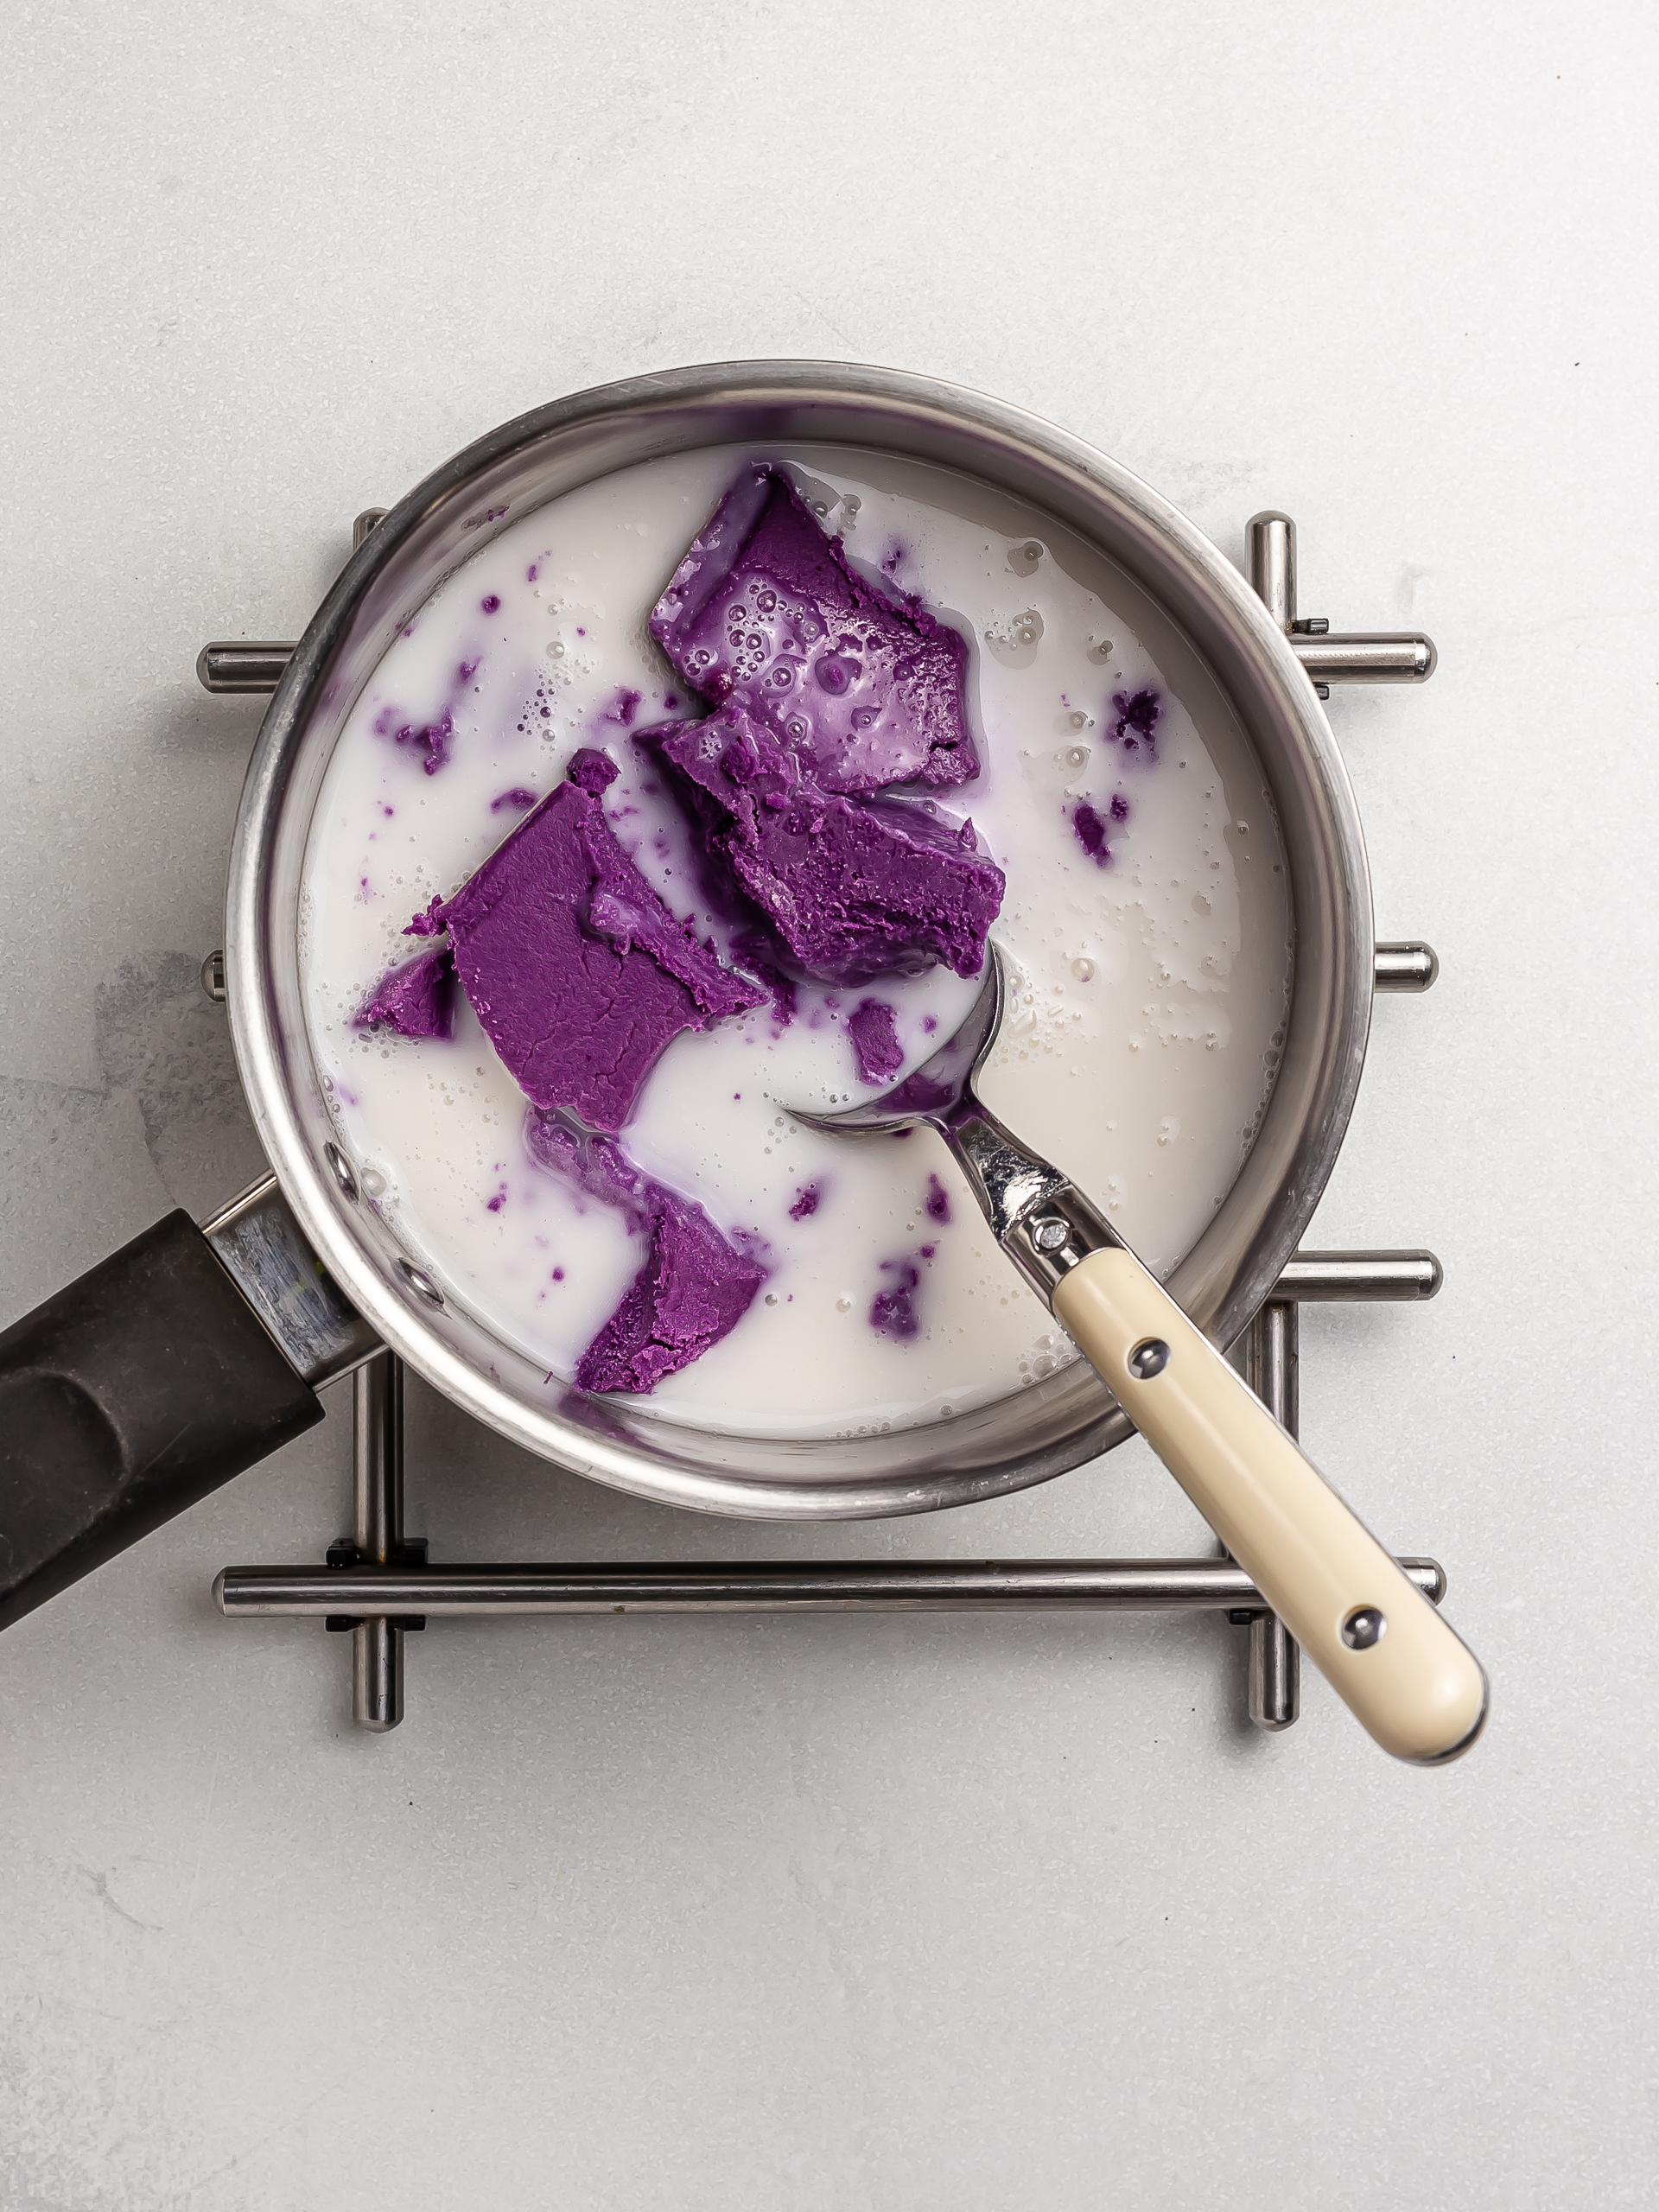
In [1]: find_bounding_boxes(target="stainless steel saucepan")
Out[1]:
[0,359,1385,1638]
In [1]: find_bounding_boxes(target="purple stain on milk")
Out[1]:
[925,1173,950,1224]
[849,998,903,1085]
[870,1257,922,1341]
[492,786,538,813]
[1110,688,1161,755]
[481,594,501,614]
[789,1183,823,1221]
[389,708,454,775]
[648,463,977,797]
[1072,800,1112,866]
[1073,786,1131,865]
[604,687,643,728]
[354,943,457,1039]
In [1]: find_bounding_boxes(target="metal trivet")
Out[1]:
[200,508,1446,1735]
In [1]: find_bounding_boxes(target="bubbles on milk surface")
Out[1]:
[299,443,1291,1438]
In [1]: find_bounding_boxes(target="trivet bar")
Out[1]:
[351,1351,404,1732]
[1245,511,1435,695]
[196,640,296,692]
[217,1556,1446,1618]
[1372,943,1439,993]
[196,510,385,691]
[1243,1300,1300,1731]
[1274,1250,1440,1300]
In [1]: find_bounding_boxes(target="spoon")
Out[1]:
[792,948,1488,1764]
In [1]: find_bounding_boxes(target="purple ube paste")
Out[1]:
[525,1112,763,1393]
[849,998,903,1085]
[638,703,1004,986]
[434,760,765,1131]
[354,944,457,1040]
[924,1173,950,1224]
[650,464,977,797]
[788,1183,822,1220]
[566,747,620,795]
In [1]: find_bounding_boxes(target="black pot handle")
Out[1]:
[0,1177,379,1633]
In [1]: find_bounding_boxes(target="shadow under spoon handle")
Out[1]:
[1051,1244,1488,1764]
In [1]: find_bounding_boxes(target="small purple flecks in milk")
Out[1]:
[789,1183,822,1221]
[1071,789,1131,867]
[603,687,642,728]
[492,787,538,813]
[375,702,454,775]
[925,1173,950,1224]
[481,594,501,614]
[1072,800,1111,866]
[1109,687,1161,756]
[869,1256,922,1340]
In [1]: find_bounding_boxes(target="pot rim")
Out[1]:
[226,359,1372,1521]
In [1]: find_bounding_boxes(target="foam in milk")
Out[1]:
[301,444,1292,1439]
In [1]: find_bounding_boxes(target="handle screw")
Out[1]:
[1342,1605,1387,1649]
[1128,1338,1170,1380]
[1032,1216,1070,1254]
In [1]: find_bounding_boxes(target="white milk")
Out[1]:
[300,445,1292,1438]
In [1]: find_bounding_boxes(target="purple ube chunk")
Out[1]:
[849,998,903,1085]
[638,704,1004,987]
[650,463,978,797]
[355,944,457,1039]
[435,766,765,1132]
[525,1112,763,1394]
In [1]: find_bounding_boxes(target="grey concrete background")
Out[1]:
[2,3,1655,2206]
